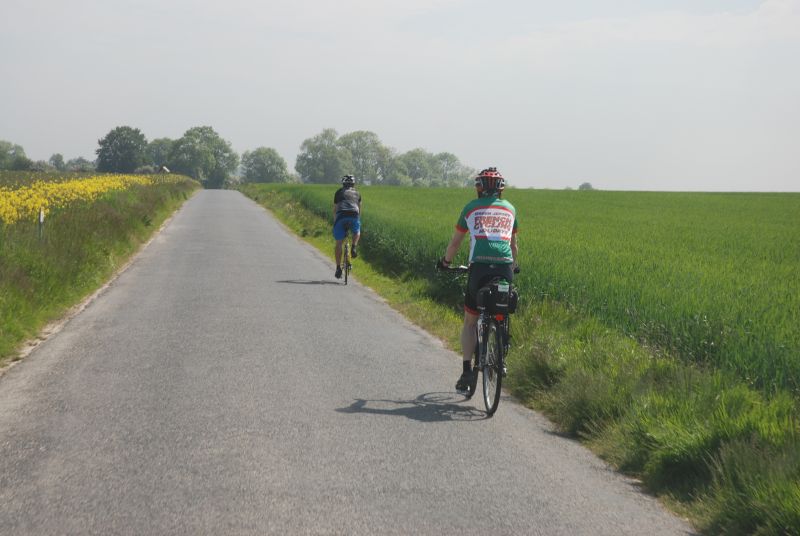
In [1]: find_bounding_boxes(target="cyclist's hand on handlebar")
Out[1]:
[436,257,451,271]
[513,265,520,274]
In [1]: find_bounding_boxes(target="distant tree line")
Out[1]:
[295,128,474,187]
[0,140,94,173]
[2,127,477,189]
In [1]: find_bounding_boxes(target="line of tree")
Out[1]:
[4,126,477,189]
[0,140,94,173]
[295,128,475,187]
[92,126,475,188]
[93,126,240,189]
[241,147,291,184]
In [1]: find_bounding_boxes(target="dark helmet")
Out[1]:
[341,175,355,187]
[475,167,505,196]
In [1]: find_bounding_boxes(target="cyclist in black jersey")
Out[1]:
[332,175,362,279]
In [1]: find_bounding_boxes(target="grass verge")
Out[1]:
[242,184,800,535]
[0,179,200,365]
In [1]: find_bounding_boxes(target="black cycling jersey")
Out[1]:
[334,186,361,219]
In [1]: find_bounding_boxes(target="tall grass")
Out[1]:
[0,175,199,361]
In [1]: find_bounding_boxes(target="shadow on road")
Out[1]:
[276,279,342,286]
[336,392,486,422]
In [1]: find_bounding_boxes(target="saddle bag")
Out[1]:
[477,280,518,315]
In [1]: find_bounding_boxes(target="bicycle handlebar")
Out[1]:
[439,265,470,274]
[436,262,520,275]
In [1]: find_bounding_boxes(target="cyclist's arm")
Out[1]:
[332,189,342,223]
[443,229,467,264]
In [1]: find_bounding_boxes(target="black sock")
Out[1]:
[463,360,472,373]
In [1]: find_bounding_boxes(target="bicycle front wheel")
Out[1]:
[482,321,503,416]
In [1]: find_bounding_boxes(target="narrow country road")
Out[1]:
[0,191,694,535]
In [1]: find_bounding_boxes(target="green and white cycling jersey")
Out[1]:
[456,196,518,264]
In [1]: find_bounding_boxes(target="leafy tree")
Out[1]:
[295,128,352,183]
[430,152,458,187]
[457,164,477,187]
[431,152,474,187]
[399,148,435,187]
[578,182,594,190]
[337,130,385,184]
[66,157,95,172]
[168,132,213,182]
[0,140,27,170]
[146,138,173,168]
[49,153,66,171]
[241,147,289,183]
[32,160,53,172]
[376,146,410,186]
[9,154,33,171]
[96,126,148,173]
[168,126,239,188]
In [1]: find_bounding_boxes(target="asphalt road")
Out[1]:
[0,190,694,535]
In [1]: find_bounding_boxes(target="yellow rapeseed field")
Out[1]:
[0,174,183,225]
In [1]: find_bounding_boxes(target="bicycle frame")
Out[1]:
[341,221,353,285]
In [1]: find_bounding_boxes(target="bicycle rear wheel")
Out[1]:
[343,243,350,285]
[482,321,503,415]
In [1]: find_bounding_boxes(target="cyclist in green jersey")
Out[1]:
[437,167,518,393]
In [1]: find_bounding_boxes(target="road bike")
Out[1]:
[438,263,519,416]
[341,221,354,285]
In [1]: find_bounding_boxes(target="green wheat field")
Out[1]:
[275,184,800,395]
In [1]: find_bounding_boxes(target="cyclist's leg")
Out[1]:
[350,217,361,257]
[461,310,478,362]
[456,310,479,393]
[455,315,478,389]
[456,269,482,392]
[351,217,361,246]
[463,265,484,363]
[333,218,347,277]
[335,239,344,266]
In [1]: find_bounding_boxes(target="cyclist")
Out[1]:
[333,174,362,279]
[437,167,518,393]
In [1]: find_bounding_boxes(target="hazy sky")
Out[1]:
[2,0,798,191]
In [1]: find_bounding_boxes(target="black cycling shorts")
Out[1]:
[464,263,514,315]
